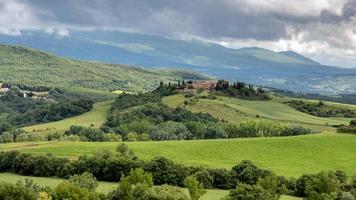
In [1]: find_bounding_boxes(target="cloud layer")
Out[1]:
[1,0,356,67]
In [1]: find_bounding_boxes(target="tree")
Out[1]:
[55,181,100,200]
[226,183,277,200]
[144,185,189,200]
[116,143,135,158]
[350,119,356,127]
[194,170,213,188]
[304,171,340,199]
[231,160,270,185]
[68,172,98,191]
[108,168,153,200]
[0,182,37,200]
[184,176,206,200]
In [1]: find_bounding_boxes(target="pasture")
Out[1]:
[22,101,113,135]
[162,94,354,131]
[1,133,355,178]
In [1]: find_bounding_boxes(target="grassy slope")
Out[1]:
[0,44,206,93]
[0,173,299,200]
[162,94,354,131]
[1,133,356,178]
[22,101,113,135]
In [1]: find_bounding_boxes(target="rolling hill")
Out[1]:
[0,30,355,94]
[0,44,207,94]
[162,93,354,132]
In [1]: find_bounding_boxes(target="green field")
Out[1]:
[22,101,113,135]
[0,173,300,200]
[163,94,354,131]
[1,133,355,178]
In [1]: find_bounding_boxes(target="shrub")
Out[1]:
[194,170,214,189]
[231,160,271,185]
[184,176,206,200]
[145,157,189,186]
[0,182,38,200]
[280,126,313,136]
[226,183,277,200]
[55,181,100,200]
[16,132,44,142]
[150,121,191,141]
[68,172,98,191]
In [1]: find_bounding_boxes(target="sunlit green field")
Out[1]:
[22,101,113,135]
[163,94,354,132]
[0,173,300,200]
[1,133,355,178]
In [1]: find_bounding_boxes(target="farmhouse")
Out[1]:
[187,80,217,90]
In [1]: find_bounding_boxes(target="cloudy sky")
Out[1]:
[1,0,356,67]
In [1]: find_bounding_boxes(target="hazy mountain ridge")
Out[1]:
[0,30,355,94]
[0,44,207,93]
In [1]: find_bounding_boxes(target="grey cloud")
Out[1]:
[1,0,356,67]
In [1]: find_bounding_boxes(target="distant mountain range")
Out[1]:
[0,30,355,94]
[0,44,206,95]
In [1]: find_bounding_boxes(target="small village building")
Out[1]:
[187,80,217,90]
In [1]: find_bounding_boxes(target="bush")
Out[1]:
[16,132,45,142]
[68,172,98,191]
[280,126,313,136]
[55,181,100,200]
[144,157,189,186]
[194,170,214,189]
[226,183,277,200]
[231,160,271,185]
[0,182,38,200]
[150,121,191,141]
[184,176,206,200]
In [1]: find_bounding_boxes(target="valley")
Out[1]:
[0,44,355,200]
[1,1,356,199]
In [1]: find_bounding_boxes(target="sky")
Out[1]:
[1,0,356,67]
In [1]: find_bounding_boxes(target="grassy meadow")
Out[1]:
[0,173,300,200]
[162,94,354,131]
[22,101,113,135]
[1,133,355,178]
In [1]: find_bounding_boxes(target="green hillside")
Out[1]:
[0,44,207,93]
[22,100,113,135]
[1,133,355,178]
[162,94,354,131]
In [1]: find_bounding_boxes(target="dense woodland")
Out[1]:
[286,100,356,118]
[0,145,355,200]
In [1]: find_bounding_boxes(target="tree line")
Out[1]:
[287,100,356,118]
[215,80,270,100]
[0,145,355,199]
